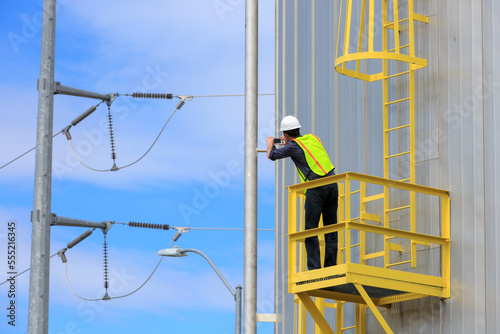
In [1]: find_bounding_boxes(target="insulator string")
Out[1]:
[128,222,170,230]
[107,105,119,171]
[131,92,173,99]
[102,233,110,300]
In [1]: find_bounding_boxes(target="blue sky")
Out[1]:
[1,1,276,333]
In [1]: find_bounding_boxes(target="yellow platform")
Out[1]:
[287,172,450,333]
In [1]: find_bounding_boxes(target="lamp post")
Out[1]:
[157,247,242,334]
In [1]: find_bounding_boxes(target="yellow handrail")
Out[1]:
[287,172,450,299]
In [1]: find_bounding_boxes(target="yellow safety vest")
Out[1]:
[292,134,334,183]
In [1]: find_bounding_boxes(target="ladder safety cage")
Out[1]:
[335,0,428,82]
[335,0,429,271]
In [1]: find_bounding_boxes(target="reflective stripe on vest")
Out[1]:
[293,134,334,183]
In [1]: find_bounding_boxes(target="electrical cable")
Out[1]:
[124,222,273,232]
[64,262,101,301]
[60,222,166,301]
[190,93,274,98]
[69,100,183,172]
[0,253,59,286]
[104,257,164,300]
[68,140,110,172]
[0,99,105,171]
[118,99,180,169]
[188,227,275,231]
[0,93,274,172]
[124,93,274,99]
[64,256,164,301]
[0,131,62,171]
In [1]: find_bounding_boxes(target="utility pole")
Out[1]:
[243,0,258,333]
[28,0,57,332]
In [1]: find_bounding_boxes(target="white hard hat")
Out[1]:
[280,115,301,131]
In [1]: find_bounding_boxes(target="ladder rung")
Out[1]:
[386,151,410,159]
[339,245,359,251]
[361,212,381,222]
[342,326,356,330]
[385,97,410,106]
[364,251,384,260]
[385,15,428,30]
[385,124,410,132]
[388,242,403,252]
[387,260,411,267]
[387,44,410,52]
[362,193,384,202]
[386,205,411,213]
[386,236,397,240]
[398,178,411,182]
[340,190,360,198]
[383,21,406,30]
[385,70,410,79]
[340,244,360,252]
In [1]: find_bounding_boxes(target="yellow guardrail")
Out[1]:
[287,172,450,300]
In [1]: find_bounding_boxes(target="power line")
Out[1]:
[64,257,164,301]
[1,93,274,172]
[0,131,62,171]
[0,253,59,286]
[68,99,184,172]
[191,93,274,98]
[188,227,275,231]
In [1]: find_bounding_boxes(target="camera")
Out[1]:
[274,138,285,145]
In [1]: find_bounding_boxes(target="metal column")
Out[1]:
[243,0,258,332]
[28,0,57,333]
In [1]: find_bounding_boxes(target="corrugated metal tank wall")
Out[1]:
[275,0,500,333]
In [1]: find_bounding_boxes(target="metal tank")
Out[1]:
[274,0,500,333]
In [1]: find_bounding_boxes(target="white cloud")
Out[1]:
[1,0,275,188]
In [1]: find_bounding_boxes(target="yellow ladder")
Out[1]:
[335,0,428,269]
[287,1,430,333]
[381,0,429,268]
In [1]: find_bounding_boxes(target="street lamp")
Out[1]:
[157,247,242,334]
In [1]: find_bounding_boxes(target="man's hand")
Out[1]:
[266,136,275,148]
[266,136,275,159]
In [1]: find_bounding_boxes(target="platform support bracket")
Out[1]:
[354,283,394,334]
[296,292,336,334]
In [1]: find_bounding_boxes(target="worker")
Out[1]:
[266,116,338,270]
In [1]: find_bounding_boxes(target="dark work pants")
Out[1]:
[304,182,339,270]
